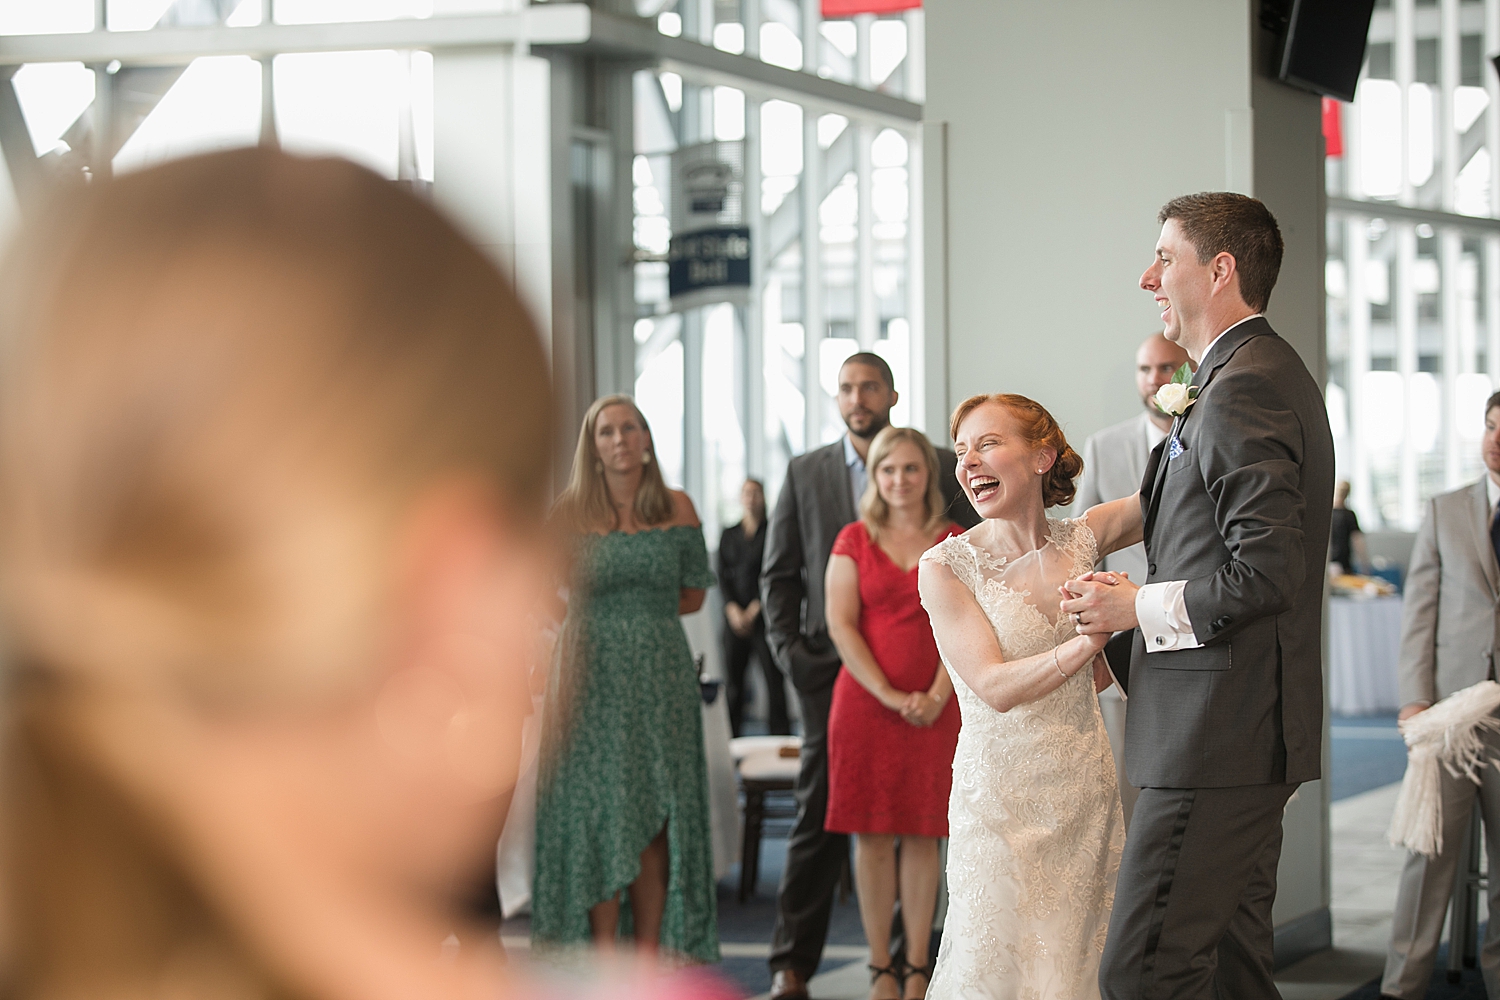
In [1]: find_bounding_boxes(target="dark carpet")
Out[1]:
[1331,713,1409,801]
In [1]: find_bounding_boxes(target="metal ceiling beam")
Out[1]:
[541,8,922,127]
[0,6,920,127]
[1329,195,1500,236]
[0,6,591,65]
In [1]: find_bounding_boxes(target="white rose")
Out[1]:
[1154,382,1191,415]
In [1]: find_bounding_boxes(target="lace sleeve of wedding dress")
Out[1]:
[919,535,981,596]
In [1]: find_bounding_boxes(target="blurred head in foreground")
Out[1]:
[0,148,553,1000]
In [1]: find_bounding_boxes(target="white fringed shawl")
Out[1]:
[1387,680,1500,858]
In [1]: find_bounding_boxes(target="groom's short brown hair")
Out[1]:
[1158,192,1283,313]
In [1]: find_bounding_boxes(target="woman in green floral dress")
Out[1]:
[533,394,719,964]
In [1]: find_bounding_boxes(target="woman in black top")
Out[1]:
[718,479,791,736]
[1330,480,1366,574]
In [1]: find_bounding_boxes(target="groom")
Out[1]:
[1061,192,1333,999]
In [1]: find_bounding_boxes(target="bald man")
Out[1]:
[1073,331,1192,825]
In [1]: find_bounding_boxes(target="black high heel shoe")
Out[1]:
[867,959,903,999]
[901,959,933,999]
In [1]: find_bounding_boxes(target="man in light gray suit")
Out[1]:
[1062,192,1333,999]
[761,353,979,1000]
[1381,391,1500,998]
[1075,331,1191,827]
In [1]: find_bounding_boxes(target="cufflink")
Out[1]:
[1155,635,1166,646]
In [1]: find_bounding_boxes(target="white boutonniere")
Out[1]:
[1153,363,1199,417]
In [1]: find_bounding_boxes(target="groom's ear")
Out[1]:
[1210,251,1241,297]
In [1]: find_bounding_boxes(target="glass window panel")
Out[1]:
[1461,33,1484,87]
[1357,80,1401,198]
[713,21,744,54]
[703,304,746,531]
[713,86,745,142]
[1408,83,1435,189]
[637,339,685,489]
[12,63,94,157]
[273,0,431,24]
[107,0,174,31]
[1415,38,1438,86]
[869,19,906,88]
[273,50,405,178]
[760,22,801,70]
[114,57,261,173]
[0,1,92,34]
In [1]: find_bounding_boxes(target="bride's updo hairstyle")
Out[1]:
[949,393,1083,509]
[0,148,551,994]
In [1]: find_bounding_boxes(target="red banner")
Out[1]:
[822,0,920,16]
[1322,97,1343,158]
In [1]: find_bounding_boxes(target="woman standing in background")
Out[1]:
[718,478,791,737]
[0,148,729,1000]
[533,395,720,964]
[823,427,963,1000]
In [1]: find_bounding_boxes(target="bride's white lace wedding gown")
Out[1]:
[919,517,1124,1000]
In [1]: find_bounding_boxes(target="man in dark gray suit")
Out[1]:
[1381,391,1500,998]
[761,352,978,1000]
[1062,192,1333,999]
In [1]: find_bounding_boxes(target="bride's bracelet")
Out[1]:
[1053,645,1069,681]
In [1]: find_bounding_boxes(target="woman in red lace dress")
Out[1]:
[824,427,963,1000]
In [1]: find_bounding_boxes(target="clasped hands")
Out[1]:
[1057,570,1141,636]
[724,600,761,638]
[880,687,945,728]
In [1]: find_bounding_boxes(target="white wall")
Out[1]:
[924,0,1330,960]
[924,0,1253,442]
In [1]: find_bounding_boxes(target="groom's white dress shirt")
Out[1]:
[1136,314,1262,653]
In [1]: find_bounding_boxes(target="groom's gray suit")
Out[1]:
[1100,316,1333,999]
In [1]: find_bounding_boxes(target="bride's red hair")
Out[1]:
[949,393,1083,509]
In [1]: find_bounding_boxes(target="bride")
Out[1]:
[917,392,1142,1000]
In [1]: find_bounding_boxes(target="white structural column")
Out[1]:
[743,0,767,478]
[1488,0,1500,389]
[431,0,552,340]
[681,0,714,504]
[1440,0,1461,487]
[854,13,877,349]
[1348,219,1373,522]
[904,7,926,433]
[259,0,277,146]
[1344,96,1375,524]
[801,0,824,449]
[1395,0,1419,526]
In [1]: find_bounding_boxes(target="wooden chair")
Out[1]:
[735,740,801,903]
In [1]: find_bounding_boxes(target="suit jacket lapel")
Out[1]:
[1141,318,1270,547]
[1141,426,1174,544]
[1471,480,1499,597]
[824,441,858,527]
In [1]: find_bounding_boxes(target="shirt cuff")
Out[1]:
[1136,580,1202,652]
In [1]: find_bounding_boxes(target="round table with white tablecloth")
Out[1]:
[1327,594,1404,716]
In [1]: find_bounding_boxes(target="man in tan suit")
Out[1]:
[1383,390,1500,998]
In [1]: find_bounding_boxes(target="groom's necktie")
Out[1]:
[1491,505,1500,574]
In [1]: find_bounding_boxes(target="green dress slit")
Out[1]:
[531,524,720,963]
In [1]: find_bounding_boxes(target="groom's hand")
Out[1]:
[1059,571,1140,635]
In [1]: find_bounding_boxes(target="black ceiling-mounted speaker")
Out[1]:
[1276,0,1377,103]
